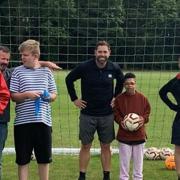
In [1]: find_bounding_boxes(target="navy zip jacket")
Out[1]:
[65,59,124,116]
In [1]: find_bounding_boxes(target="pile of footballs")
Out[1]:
[144,147,175,170]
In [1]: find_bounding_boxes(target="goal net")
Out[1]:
[1,0,180,154]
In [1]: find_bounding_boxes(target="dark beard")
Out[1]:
[96,56,108,64]
[0,63,8,71]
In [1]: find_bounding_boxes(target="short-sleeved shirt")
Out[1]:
[10,65,57,127]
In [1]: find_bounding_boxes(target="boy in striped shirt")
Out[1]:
[10,39,57,180]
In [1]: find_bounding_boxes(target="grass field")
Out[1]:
[2,154,177,180]
[3,70,179,179]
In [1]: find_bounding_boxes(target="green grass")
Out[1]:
[3,70,179,179]
[2,154,177,180]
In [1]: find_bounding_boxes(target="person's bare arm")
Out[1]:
[49,92,57,102]
[39,61,62,71]
[11,91,41,103]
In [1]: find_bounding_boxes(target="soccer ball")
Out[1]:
[122,113,142,132]
[144,147,160,160]
[159,148,174,160]
[165,155,176,170]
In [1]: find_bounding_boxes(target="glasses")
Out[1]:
[124,82,136,86]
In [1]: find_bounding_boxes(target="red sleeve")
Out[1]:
[176,73,180,79]
[142,96,151,124]
[0,73,10,114]
[114,96,124,125]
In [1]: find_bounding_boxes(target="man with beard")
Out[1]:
[65,40,124,180]
[0,46,13,180]
[0,45,60,179]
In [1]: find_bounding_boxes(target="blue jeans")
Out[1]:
[0,124,8,180]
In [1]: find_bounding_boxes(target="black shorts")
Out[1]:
[14,123,52,165]
[79,113,115,145]
[171,119,180,145]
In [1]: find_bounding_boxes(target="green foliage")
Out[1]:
[0,0,180,66]
[152,0,177,21]
[71,0,124,47]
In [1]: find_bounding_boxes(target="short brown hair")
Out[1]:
[0,46,10,53]
[95,40,111,50]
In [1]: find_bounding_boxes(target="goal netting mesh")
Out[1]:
[1,0,180,154]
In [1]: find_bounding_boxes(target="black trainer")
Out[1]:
[103,178,110,180]
[78,177,85,180]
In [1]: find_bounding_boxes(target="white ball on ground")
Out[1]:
[159,147,174,160]
[144,147,161,160]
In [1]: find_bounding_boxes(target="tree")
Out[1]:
[0,0,77,61]
[122,0,178,69]
[72,0,124,62]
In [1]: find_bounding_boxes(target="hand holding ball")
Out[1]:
[122,113,143,132]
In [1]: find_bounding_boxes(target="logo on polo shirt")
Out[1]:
[108,74,112,78]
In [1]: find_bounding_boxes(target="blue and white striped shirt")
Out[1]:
[10,65,57,126]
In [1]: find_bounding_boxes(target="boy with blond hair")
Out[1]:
[10,39,57,180]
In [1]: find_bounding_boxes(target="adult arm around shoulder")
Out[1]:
[39,61,62,71]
